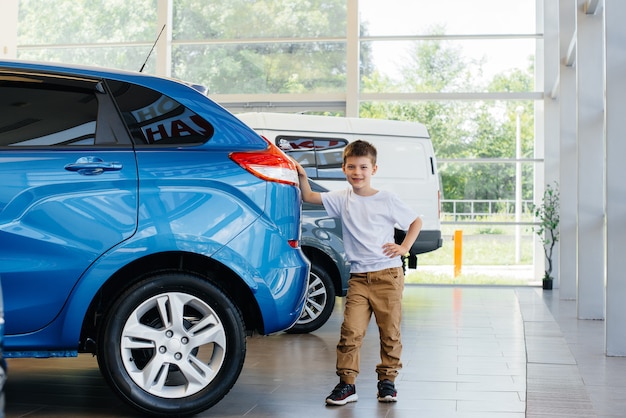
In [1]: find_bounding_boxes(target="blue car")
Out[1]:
[0,60,309,416]
[0,278,5,396]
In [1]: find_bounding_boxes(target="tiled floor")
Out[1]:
[3,285,626,417]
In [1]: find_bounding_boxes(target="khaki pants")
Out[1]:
[336,266,404,385]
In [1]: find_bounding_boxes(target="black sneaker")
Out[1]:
[325,382,358,406]
[377,379,397,402]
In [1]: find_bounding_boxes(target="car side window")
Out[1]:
[0,74,100,147]
[107,79,214,146]
[276,136,348,180]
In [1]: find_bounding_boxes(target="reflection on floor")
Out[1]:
[4,286,626,417]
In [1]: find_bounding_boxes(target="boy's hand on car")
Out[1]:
[288,157,307,179]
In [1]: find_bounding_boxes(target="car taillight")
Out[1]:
[230,140,299,186]
[288,239,299,248]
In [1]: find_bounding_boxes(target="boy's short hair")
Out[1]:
[343,139,377,165]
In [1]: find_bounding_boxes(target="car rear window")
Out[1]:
[106,79,214,146]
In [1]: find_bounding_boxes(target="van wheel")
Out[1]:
[287,264,335,334]
[97,272,246,417]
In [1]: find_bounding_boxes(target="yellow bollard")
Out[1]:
[453,230,462,277]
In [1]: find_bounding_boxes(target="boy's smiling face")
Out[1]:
[342,155,378,195]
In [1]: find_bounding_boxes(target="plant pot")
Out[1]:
[542,278,553,290]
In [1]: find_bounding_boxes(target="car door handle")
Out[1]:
[64,156,123,176]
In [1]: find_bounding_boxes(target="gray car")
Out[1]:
[288,180,350,334]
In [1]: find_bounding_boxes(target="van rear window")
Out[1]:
[276,135,348,179]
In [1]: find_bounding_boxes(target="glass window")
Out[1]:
[107,80,214,146]
[360,98,536,203]
[361,38,537,93]
[173,0,347,40]
[276,135,348,179]
[17,46,159,74]
[172,42,347,94]
[0,76,99,147]
[438,161,535,209]
[359,0,536,36]
[18,0,157,45]
[17,1,157,71]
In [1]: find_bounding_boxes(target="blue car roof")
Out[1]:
[0,59,202,98]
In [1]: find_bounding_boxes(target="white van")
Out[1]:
[237,112,442,267]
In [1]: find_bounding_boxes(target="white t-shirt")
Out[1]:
[321,188,418,273]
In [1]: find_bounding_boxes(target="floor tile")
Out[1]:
[2,285,625,417]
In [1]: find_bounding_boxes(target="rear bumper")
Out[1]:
[259,250,310,334]
[396,229,443,256]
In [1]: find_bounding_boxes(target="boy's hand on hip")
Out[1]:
[382,242,407,258]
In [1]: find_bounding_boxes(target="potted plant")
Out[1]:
[531,182,560,289]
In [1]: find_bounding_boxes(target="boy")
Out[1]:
[293,139,422,406]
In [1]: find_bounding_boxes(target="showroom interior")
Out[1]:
[2,0,626,417]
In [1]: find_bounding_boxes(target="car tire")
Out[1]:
[97,272,246,417]
[287,264,335,334]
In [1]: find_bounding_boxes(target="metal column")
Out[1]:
[558,0,578,299]
[576,0,605,320]
[604,0,626,355]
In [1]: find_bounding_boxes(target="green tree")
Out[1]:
[361,30,535,203]
[361,27,475,157]
[465,65,535,201]
[17,0,157,71]
[17,0,371,94]
[399,26,470,93]
[172,0,371,94]
[361,27,479,200]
